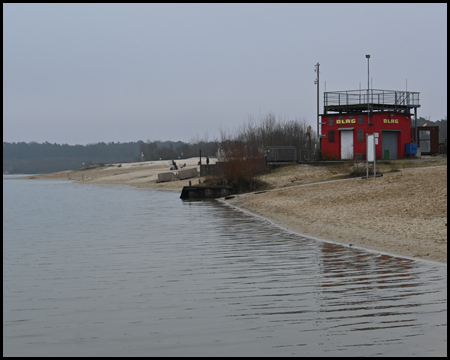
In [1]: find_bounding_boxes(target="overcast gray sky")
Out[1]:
[3,3,447,145]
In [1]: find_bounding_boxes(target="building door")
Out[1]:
[340,130,354,159]
[419,130,431,153]
[382,131,398,159]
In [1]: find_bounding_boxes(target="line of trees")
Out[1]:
[3,139,221,174]
[139,139,218,162]
[3,141,144,174]
[3,141,143,160]
[3,113,319,175]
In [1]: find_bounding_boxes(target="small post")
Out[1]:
[307,125,312,161]
[367,134,375,179]
[199,150,201,165]
[373,136,376,178]
[414,107,418,144]
[366,134,369,178]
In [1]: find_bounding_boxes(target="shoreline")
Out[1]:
[219,167,447,264]
[219,198,446,267]
[219,196,447,266]
[17,158,447,263]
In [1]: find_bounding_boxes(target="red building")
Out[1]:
[320,89,420,160]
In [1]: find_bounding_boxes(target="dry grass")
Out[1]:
[257,155,447,190]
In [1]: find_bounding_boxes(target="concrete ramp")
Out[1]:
[178,168,198,180]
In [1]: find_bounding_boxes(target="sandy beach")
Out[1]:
[223,166,447,264]
[22,156,447,263]
[25,157,213,191]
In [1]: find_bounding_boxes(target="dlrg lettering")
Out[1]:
[336,119,356,125]
[383,119,399,123]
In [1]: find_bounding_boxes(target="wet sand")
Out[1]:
[22,158,447,263]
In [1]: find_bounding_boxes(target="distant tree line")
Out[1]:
[3,139,221,174]
[3,141,143,160]
[6,114,444,175]
[139,139,219,162]
[3,141,144,174]
[2,114,317,174]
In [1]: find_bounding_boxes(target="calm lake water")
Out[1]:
[3,175,447,357]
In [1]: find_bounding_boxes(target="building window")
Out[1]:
[339,115,343,120]
[329,116,334,126]
[329,130,335,142]
[358,115,364,125]
[357,129,364,142]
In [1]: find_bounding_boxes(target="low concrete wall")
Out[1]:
[178,168,198,180]
[157,172,175,182]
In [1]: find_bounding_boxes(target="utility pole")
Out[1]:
[314,62,320,155]
[366,55,370,125]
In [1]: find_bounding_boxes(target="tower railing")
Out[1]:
[324,89,420,112]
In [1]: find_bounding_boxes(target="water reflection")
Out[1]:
[208,201,446,356]
[3,185,447,357]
